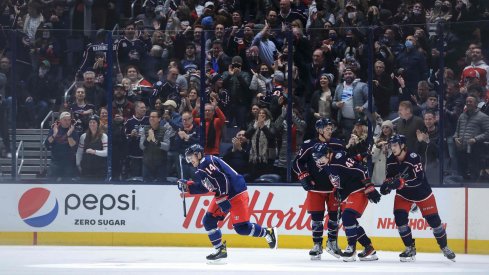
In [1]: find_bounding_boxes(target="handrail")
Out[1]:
[64,81,77,104]
[15,140,24,177]
[131,0,139,18]
[39,110,54,173]
[112,23,119,36]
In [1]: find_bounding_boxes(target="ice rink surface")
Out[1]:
[1,245,488,274]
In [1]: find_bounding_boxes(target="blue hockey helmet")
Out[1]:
[185,144,204,162]
[389,134,407,146]
[312,143,331,161]
[315,118,334,131]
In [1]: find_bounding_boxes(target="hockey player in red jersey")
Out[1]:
[381,134,456,262]
[312,143,381,262]
[293,118,344,260]
[178,144,278,264]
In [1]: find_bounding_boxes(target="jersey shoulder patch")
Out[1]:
[304,139,311,144]
[410,152,418,158]
[335,152,343,159]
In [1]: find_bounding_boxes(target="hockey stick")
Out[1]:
[179,154,187,217]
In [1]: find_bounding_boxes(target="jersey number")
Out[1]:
[346,158,355,168]
[414,164,423,173]
[204,164,217,174]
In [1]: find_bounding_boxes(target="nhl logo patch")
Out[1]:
[335,153,342,159]
[410,153,417,158]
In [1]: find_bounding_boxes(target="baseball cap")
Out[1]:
[59,111,71,120]
[163,100,177,109]
[204,1,214,8]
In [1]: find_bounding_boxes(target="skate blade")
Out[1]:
[310,254,322,261]
[359,254,379,261]
[342,255,356,262]
[206,258,227,265]
[271,227,279,249]
[325,248,341,259]
[445,256,456,262]
[400,256,416,262]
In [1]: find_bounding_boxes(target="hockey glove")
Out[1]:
[362,178,381,204]
[329,174,341,189]
[380,179,392,195]
[216,196,231,214]
[298,172,315,191]
[177,179,191,192]
[390,177,406,190]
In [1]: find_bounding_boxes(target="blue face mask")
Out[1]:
[405,40,414,49]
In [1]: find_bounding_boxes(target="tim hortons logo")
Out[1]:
[182,190,334,230]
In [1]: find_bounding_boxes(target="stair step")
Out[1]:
[0,158,50,165]
[1,165,43,173]
[16,141,44,149]
[9,129,49,135]
[12,135,45,141]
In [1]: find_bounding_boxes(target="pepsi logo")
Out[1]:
[18,188,59,227]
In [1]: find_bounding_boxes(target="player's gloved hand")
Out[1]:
[298,172,315,191]
[390,177,406,190]
[380,179,392,195]
[362,178,381,203]
[177,179,193,192]
[329,174,341,188]
[216,196,231,214]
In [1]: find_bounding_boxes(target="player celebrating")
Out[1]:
[178,144,278,264]
[381,134,456,262]
[312,143,381,262]
[292,118,344,260]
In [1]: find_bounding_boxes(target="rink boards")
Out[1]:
[0,184,488,254]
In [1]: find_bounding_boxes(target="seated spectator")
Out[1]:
[245,107,276,181]
[181,42,200,73]
[192,101,226,155]
[44,112,78,181]
[453,95,489,180]
[139,110,172,181]
[415,111,440,185]
[223,130,251,180]
[152,66,180,108]
[397,100,424,150]
[76,115,107,180]
[112,83,134,121]
[371,120,395,185]
[69,87,95,135]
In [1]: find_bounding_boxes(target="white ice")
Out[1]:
[1,245,488,274]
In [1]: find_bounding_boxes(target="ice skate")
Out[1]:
[399,240,416,262]
[265,227,278,249]
[358,244,378,261]
[206,241,227,264]
[325,239,341,259]
[309,242,323,260]
[441,246,456,262]
[340,244,356,262]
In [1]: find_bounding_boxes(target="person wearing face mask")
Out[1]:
[396,35,428,100]
[24,60,58,127]
[250,63,273,99]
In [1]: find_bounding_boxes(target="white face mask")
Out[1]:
[39,68,49,77]
[347,12,356,19]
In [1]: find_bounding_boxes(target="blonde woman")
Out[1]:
[371,120,395,185]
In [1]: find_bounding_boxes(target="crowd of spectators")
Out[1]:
[1,0,489,183]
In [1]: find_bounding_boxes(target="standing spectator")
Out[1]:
[207,39,231,74]
[223,130,251,180]
[99,107,108,133]
[173,110,200,179]
[82,71,106,110]
[76,115,107,180]
[152,66,180,108]
[117,21,147,69]
[206,73,230,116]
[397,100,425,151]
[222,56,252,129]
[139,110,172,181]
[311,73,334,121]
[179,87,200,113]
[23,0,44,43]
[69,87,95,135]
[372,120,395,185]
[112,83,134,122]
[444,80,465,176]
[192,101,226,155]
[245,108,276,181]
[345,118,369,163]
[332,68,369,137]
[460,46,489,90]
[181,42,200,73]
[396,35,428,101]
[250,64,273,101]
[124,101,149,179]
[44,112,78,181]
[453,95,489,180]
[411,80,431,115]
[277,0,307,26]
[251,21,277,68]
[111,110,127,181]
[415,111,440,185]
[25,60,58,127]
[372,60,393,119]
[124,65,153,106]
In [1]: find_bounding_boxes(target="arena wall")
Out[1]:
[0,184,487,254]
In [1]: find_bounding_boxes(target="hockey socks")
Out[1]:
[395,211,414,246]
[327,211,339,241]
[311,212,325,244]
[342,210,358,246]
[208,228,223,248]
[356,225,372,248]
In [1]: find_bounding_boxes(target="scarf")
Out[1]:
[249,119,270,164]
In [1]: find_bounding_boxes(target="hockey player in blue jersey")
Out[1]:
[312,143,381,262]
[178,144,278,263]
[292,118,344,260]
[381,134,456,262]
